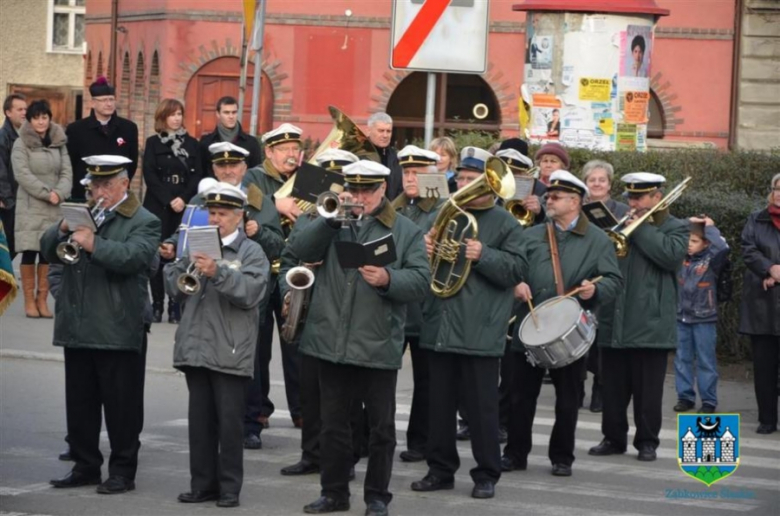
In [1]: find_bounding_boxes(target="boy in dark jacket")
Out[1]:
[673,217,729,414]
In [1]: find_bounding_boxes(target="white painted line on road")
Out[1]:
[0,482,51,497]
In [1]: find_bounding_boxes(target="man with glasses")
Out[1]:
[501,171,622,478]
[589,172,688,462]
[66,78,139,202]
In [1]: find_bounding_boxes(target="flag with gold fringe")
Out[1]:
[0,221,17,316]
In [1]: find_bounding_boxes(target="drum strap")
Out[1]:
[547,222,565,296]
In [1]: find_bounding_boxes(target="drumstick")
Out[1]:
[527,298,540,331]
[545,276,605,308]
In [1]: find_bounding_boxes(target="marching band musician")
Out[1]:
[391,144,444,464]
[501,171,622,477]
[42,155,160,494]
[164,182,270,509]
[589,172,689,462]
[289,160,430,516]
[495,138,547,227]
[412,147,524,500]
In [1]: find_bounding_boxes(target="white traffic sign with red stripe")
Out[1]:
[390,0,490,74]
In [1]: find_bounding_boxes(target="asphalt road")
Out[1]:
[1,290,778,516]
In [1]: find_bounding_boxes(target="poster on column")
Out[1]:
[622,91,650,124]
[530,94,561,140]
[616,123,638,151]
[622,25,653,78]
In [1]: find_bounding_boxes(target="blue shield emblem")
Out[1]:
[677,413,740,486]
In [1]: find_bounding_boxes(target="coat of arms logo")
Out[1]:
[678,414,740,486]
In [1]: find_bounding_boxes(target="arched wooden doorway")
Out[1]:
[386,72,501,146]
[184,57,274,139]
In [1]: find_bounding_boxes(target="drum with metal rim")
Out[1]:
[176,204,210,260]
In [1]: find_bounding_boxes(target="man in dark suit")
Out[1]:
[198,96,262,176]
[65,78,139,202]
[366,112,403,201]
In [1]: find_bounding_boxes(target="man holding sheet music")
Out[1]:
[501,170,622,478]
[288,160,430,516]
[164,181,270,508]
[41,155,160,494]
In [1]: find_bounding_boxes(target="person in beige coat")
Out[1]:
[11,100,72,318]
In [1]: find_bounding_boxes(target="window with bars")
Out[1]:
[48,0,86,53]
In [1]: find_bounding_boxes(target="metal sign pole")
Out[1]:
[249,0,266,136]
[424,72,436,148]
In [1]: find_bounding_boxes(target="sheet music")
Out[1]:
[416,173,450,199]
[60,203,97,232]
[512,176,536,200]
[186,226,222,261]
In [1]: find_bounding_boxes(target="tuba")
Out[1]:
[429,157,515,298]
[280,266,315,343]
[56,198,107,265]
[275,106,380,227]
[607,176,691,258]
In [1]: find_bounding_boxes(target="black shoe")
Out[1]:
[552,464,572,477]
[411,474,454,492]
[498,426,508,444]
[588,439,626,456]
[471,481,495,499]
[456,425,471,441]
[698,404,716,414]
[293,417,304,429]
[168,301,180,324]
[500,455,527,472]
[243,433,262,450]
[673,399,695,412]
[365,500,388,516]
[216,493,240,508]
[58,445,73,462]
[399,449,425,463]
[178,490,219,503]
[637,445,657,462]
[756,424,777,435]
[303,496,350,514]
[589,385,603,413]
[281,459,319,476]
[50,471,101,488]
[349,466,355,481]
[96,475,135,494]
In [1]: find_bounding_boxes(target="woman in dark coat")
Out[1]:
[739,173,780,434]
[143,98,202,323]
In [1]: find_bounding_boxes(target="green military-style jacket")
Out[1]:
[244,158,287,197]
[598,208,689,350]
[509,216,623,353]
[420,205,525,357]
[391,193,444,337]
[289,200,431,370]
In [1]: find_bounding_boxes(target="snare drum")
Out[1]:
[177,204,210,260]
[518,296,597,369]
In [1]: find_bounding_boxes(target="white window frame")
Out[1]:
[46,0,86,54]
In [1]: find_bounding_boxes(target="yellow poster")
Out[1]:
[616,123,637,151]
[623,91,650,124]
[578,78,611,102]
[599,118,615,135]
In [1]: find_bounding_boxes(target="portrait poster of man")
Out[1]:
[622,25,653,78]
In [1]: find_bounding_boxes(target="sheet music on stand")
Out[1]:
[186,226,223,261]
[582,201,620,229]
[416,173,450,200]
[60,203,97,232]
[511,176,536,201]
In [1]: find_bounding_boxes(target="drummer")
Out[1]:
[502,170,622,477]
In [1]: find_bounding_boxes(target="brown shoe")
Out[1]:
[36,264,53,318]
[20,264,40,318]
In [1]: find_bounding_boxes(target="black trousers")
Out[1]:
[427,352,501,484]
[751,335,780,427]
[0,207,15,259]
[184,367,248,495]
[404,336,430,454]
[498,336,515,429]
[319,360,397,505]
[255,284,301,419]
[504,353,585,466]
[601,348,668,451]
[300,352,322,464]
[243,311,266,436]
[64,338,147,480]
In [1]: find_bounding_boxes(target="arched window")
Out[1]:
[119,52,131,117]
[647,88,665,139]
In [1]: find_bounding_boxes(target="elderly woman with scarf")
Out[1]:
[142,98,203,323]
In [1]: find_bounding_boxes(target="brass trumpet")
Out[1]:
[316,191,364,225]
[56,198,107,265]
[505,199,535,227]
[176,263,202,295]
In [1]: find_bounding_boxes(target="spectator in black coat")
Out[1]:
[367,112,403,200]
[198,96,262,176]
[0,93,27,258]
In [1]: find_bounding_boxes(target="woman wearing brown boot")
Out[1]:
[11,100,72,318]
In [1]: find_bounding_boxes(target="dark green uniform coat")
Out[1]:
[510,216,623,352]
[598,209,688,350]
[289,201,431,370]
[40,192,160,352]
[420,205,525,357]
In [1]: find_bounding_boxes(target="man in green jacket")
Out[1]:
[391,144,446,464]
[589,172,689,462]
[501,171,622,477]
[41,155,160,494]
[289,160,430,516]
[412,147,524,500]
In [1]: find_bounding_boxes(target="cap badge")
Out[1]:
[223,151,229,158]
[215,194,221,201]
[467,148,475,157]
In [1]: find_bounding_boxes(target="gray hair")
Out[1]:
[582,160,614,182]
[773,173,780,188]
[367,112,393,127]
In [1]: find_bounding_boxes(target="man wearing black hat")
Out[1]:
[502,171,622,477]
[65,78,139,202]
[41,156,160,494]
[198,96,263,176]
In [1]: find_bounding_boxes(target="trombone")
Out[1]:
[606,177,692,258]
[56,198,107,265]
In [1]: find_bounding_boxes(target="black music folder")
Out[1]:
[582,201,620,229]
[335,234,397,269]
[292,163,345,204]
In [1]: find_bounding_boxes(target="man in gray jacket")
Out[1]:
[164,182,270,509]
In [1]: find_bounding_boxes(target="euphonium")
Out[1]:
[176,263,202,295]
[429,157,516,298]
[56,197,107,265]
[606,176,691,258]
[280,266,315,343]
